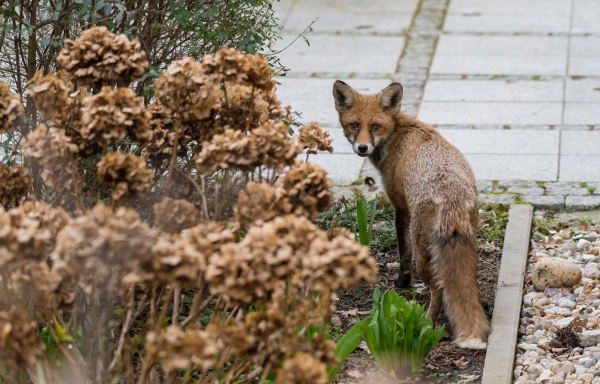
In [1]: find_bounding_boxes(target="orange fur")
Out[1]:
[332,81,490,348]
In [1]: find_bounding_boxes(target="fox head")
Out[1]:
[332,81,403,157]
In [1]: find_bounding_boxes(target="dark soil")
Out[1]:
[334,214,505,383]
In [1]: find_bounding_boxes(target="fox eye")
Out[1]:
[349,122,359,131]
[371,124,381,132]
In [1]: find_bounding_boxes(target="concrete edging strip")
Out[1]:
[482,204,534,384]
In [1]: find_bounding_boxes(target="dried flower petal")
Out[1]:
[0,164,31,207]
[80,86,150,147]
[276,353,328,384]
[297,122,333,154]
[0,82,24,133]
[0,306,43,370]
[21,124,81,197]
[56,26,148,85]
[278,162,333,219]
[153,197,201,234]
[26,71,74,124]
[97,152,154,201]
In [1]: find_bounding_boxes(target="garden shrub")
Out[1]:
[0,27,377,384]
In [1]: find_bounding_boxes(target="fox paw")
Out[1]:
[394,273,412,289]
[455,338,487,350]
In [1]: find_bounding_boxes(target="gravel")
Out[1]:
[514,222,600,384]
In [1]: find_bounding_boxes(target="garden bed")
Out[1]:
[318,198,510,383]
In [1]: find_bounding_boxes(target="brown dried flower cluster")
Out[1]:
[0,201,70,265]
[56,26,149,85]
[154,57,220,125]
[0,164,31,207]
[138,220,238,287]
[146,326,222,372]
[235,182,291,225]
[251,122,302,170]
[205,215,373,307]
[276,353,328,384]
[0,306,44,371]
[195,122,301,175]
[80,87,150,147]
[142,101,179,161]
[297,122,333,154]
[21,124,81,197]
[97,152,154,201]
[195,129,257,174]
[26,71,74,125]
[153,197,202,234]
[202,47,274,90]
[0,82,24,133]
[52,205,156,282]
[278,162,333,219]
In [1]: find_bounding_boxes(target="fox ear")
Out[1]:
[333,80,356,112]
[379,83,403,112]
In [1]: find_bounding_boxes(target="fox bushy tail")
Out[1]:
[430,206,489,346]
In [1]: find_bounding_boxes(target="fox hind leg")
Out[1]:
[394,208,412,288]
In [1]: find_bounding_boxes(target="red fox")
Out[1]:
[332,80,489,349]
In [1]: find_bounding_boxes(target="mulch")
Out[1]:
[334,233,503,383]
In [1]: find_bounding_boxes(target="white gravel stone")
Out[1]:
[584,262,600,279]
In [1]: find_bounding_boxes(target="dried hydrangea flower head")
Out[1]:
[304,233,377,292]
[80,86,150,148]
[202,47,274,90]
[97,152,154,202]
[235,182,292,225]
[0,164,31,207]
[56,26,148,86]
[134,220,238,287]
[52,204,156,282]
[142,101,180,162]
[0,82,24,133]
[25,71,74,125]
[154,57,219,125]
[278,162,333,219]
[0,201,70,265]
[195,129,259,174]
[297,122,333,154]
[251,122,302,171]
[152,197,201,234]
[276,353,328,384]
[205,215,326,306]
[0,306,44,371]
[146,326,223,372]
[21,124,81,197]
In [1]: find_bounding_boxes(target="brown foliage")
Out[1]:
[97,152,154,202]
[0,164,31,207]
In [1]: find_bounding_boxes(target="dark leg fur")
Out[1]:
[394,208,412,288]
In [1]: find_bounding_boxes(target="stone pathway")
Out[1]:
[274,0,600,209]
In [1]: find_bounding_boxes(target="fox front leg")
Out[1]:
[394,208,412,288]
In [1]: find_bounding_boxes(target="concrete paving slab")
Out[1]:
[431,35,568,76]
[560,156,600,182]
[276,33,404,75]
[284,0,413,34]
[465,154,558,181]
[563,103,600,125]
[560,131,600,155]
[565,79,600,102]
[308,153,365,185]
[444,13,569,33]
[418,102,562,125]
[422,80,564,102]
[438,129,559,155]
[273,0,295,24]
[447,0,570,15]
[569,58,600,77]
[572,0,600,34]
[276,77,393,127]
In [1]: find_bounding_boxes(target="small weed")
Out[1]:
[580,182,589,189]
[532,75,542,81]
[533,217,561,238]
[535,180,547,190]
[478,203,509,244]
[588,187,596,195]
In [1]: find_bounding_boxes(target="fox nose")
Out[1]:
[357,144,368,153]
